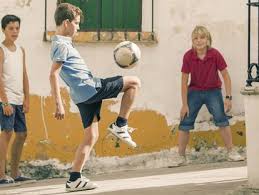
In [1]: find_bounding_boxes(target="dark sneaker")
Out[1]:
[0,176,19,187]
[14,176,36,184]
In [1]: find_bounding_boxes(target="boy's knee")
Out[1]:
[15,132,27,141]
[128,76,141,89]
[1,131,13,141]
[133,77,141,88]
[88,134,99,146]
[83,130,99,146]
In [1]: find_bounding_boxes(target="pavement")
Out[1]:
[0,161,253,195]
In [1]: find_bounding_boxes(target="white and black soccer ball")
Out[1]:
[113,41,141,69]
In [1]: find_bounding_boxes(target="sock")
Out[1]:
[116,116,128,127]
[69,172,81,182]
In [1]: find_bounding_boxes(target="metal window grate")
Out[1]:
[44,0,155,41]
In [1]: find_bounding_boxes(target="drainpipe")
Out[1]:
[43,0,47,41]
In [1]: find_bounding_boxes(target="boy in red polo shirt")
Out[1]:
[176,26,244,165]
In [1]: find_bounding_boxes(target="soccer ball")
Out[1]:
[113,41,141,69]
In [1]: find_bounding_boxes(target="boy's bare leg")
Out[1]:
[72,117,99,172]
[220,126,244,161]
[119,76,141,119]
[107,76,140,148]
[219,126,233,151]
[178,130,190,156]
[0,131,13,178]
[65,118,99,191]
[10,132,27,178]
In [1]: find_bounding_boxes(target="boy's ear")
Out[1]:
[62,19,69,28]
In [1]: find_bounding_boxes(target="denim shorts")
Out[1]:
[0,103,27,132]
[179,89,229,131]
[76,76,123,129]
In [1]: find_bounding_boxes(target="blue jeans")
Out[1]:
[179,89,229,131]
[0,103,27,132]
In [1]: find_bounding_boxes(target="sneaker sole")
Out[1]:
[227,158,245,162]
[107,127,137,148]
[0,182,21,188]
[16,180,37,185]
[66,186,97,192]
[168,162,187,168]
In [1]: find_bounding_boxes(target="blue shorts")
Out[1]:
[0,103,27,132]
[179,89,229,131]
[76,76,123,129]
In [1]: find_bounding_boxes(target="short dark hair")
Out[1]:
[54,3,83,26]
[1,15,21,29]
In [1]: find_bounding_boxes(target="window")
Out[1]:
[59,0,142,32]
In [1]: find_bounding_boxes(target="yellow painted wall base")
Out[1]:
[2,89,246,163]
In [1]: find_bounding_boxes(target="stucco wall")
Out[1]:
[0,0,253,162]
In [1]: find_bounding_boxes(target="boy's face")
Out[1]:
[2,21,20,42]
[192,34,208,51]
[66,15,80,37]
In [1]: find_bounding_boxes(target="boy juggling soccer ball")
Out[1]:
[49,3,141,192]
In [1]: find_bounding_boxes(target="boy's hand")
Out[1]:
[2,104,14,116]
[224,99,232,113]
[55,104,65,120]
[180,105,189,121]
[23,99,29,113]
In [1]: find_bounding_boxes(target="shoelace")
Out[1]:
[120,125,136,133]
[81,176,89,182]
[127,127,136,133]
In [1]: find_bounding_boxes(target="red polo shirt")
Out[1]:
[181,48,227,90]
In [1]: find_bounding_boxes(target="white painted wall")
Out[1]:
[0,0,254,129]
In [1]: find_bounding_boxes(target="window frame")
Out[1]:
[58,0,143,32]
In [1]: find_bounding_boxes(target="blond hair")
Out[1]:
[191,26,212,48]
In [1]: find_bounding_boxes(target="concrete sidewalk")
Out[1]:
[0,161,250,195]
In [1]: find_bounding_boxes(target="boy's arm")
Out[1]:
[0,48,13,116]
[220,68,231,96]
[49,62,65,120]
[180,73,189,120]
[220,68,232,112]
[0,48,8,103]
[181,73,189,106]
[22,47,30,113]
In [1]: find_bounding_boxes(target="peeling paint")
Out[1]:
[16,0,32,7]
[7,146,245,180]
[0,89,246,163]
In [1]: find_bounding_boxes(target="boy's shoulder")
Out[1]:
[52,39,69,47]
[207,47,223,57]
[183,48,194,59]
[51,39,69,54]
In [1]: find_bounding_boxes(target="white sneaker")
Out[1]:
[108,123,137,148]
[168,154,187,168]
[66,177,98,192]
[227,150,245,162]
